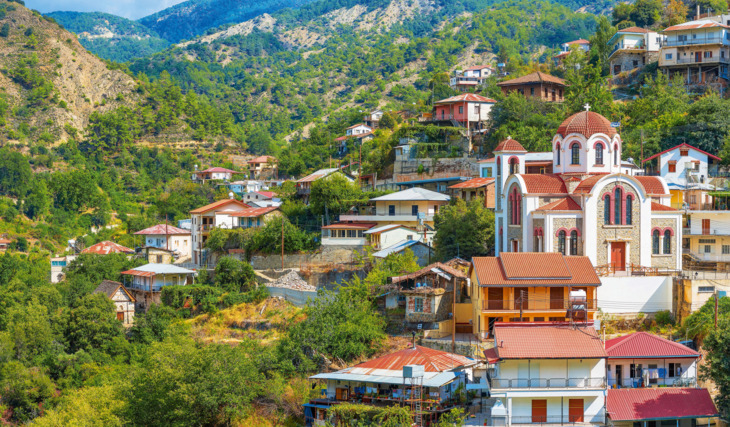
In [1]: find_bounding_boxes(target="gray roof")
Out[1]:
[373,239,432,258]
[93,280,123,298]
[309,371,461,388]
[364,224,414,235]
[370,187,450,202]
[129,263,195,274]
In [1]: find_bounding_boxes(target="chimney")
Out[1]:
[697,4,700,19]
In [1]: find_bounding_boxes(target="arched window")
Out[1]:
[510,188,521,225]
[570,230,578,255]
[595,144,604,165]
[556,143,561,166]
[614,188,623,225]
[652,230,660,255]
[509,157,519,175]
[604,194,611,225]
[664,229,672,254]
[571,143,580,165]
[625,195,633,225]
[614,144,619,166]
[558,230,566,255]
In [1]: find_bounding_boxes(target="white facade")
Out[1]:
[110,286,135,327]
[346,124,372,136]
[50,254,77,283]
[607,358,697,388]
[229,181,264,195]
[143,233,191,259]
[364,225,423,248]
[190,200,250,265]
[597,276,673,315]
[650,144,718,188]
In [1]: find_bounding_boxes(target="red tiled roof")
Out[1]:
[256,191,277,199]
[484,347,500,363]
[520,174,568,194]
[190,199,250,214]
[643,143,721,162]
[535,197,581,211]
[494,137,527,153]
[228,207,279,217]
[572,174,609,194]
[651,202,679,212]
[497,71,566,87]
[353,345,474,373]
[434,93,498,104]
[607,388,718,421]
[471,254,601,286]
[390,262,467,284]
[618,26,650,33]
[335,136,348,141]
[605,332,699,359]
[493,322,607,359]
[198,167,239,174]
[557,111,617,138]
[0,238,11,244]
[635,176,667,195]
[449,177,495,189]
[120,269,155,278]
[134,224,189,235]
[82,241,134,255]
[477,156,495,163]
[321,222,377,230]
[565,38,590,45]
[247,155,277,164]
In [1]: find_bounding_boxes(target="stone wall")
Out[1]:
[610,51,648,75]
[595,183,642,266]
[650,217,678,269]
[249,247,363,270]
[405,291,452,323]
[551,217,582,255]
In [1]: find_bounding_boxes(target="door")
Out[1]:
[532,399,547,423]
[335,388,348,401]
[116,311,124,322]
[696,51,702,63]
[511,240,519,252]
[488,288,503,310]
[703,219,711,235]
[568,399,584,422]
[550,287,564,310]
[610,242,626,271]
[517,362,529,388]
[616,364,623,387]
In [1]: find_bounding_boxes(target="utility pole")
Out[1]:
[281,219,284,270]
[359,141,362,189]
[452,277,457,353]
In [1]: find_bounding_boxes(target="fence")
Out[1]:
[265,286,322,307]
[482,299,598,311]
[490,377,606,389]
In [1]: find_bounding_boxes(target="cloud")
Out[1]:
[25,0,187,20]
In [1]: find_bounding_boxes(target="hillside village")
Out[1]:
[5,0,730,425]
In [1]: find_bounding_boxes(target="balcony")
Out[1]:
[684,227,730,236]
[665,36,725,47]
[673,56,729,65]
[482,299,597,311]
[507,414,605,426]
[490,377,606,389]
[339,214,431,223]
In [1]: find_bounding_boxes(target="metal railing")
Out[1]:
[665,37,725,47]
[482,298,598,311]
[595,264,681,277]
[508,413,605,424]
[674,56,729,65]
[490,377,606,389]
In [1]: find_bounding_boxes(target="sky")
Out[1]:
[25,0,188,20]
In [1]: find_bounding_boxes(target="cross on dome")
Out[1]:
[584,103,591,112]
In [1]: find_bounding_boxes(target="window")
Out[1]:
[388,205,395,216]
[156,255,163,263]
[530,87,535,96]
[680,148,689,156]
[668,363,681,377]
[652,230,660,255]
[595,144,604,165]
[411,205,419,216]
[509,157,519,175]
[668,161,677,173]
[481,167,492,178]
[704,51,713,58]
[614,145,618,166]
[475,105,480,115]
[570,143,580,165]
[570,230,578,255]
[699,238,716,244]
[698,286,716,293]
[604,194,611,225]
[458,106,464,114]
[705,245,713,254]
[664,230,672,254]
[723,245,730,254]
[558,230,567,255]
[414,297,424,313]
[630,363,643,378]
[556,143,561,166]
[625,195,633,225]
[665,53,673,60]
[614,188,623,225]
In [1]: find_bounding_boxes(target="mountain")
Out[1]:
[46,11,170,62]
[137,0,318,43]
[0,3,136,142]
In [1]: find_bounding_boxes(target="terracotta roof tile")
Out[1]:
[494,137,527,153]
[493,323,607,359]
[248,155,277,164]
[434,93,497,104]
[572,174,609,194]
[535,197,581,211]
[618,26,650,33]
[190,199,250,214]
[557,111,617,138]
[256,191,277,199]
[651,202,678,212]
[565,38,590,45]
[449,177,495,189]
[353,345,474,373]
[497,71,566,87]
[471,254,601,286]
[227,206,279,217]
[134,224,190,235]
[607,388,718,421]
[635,176,667,195]
[643,142,721,162]
[519,174,568,194]
[82,241,135,255]
[605,332,699,359]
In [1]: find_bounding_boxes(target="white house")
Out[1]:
[227,180,264,196]
[485,322,607,425]
[364,109,384,128]
[50,254,77,283]
[190,198,251,266]
[608,26,664,76]
[93,280,136,327]
[493,109,683,272]
[340,187,450,231]
[191,167,240,182]
[450,65,494,91]
[605,332,699,388]
[364,224,425,248]
[134,224,191,259]
[660,18,730,85]
[345,123,372,137]
[321,222,376,248]
[121,263,195,311]
[242,190,278,204]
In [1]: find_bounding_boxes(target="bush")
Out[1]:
[653,310,674,327]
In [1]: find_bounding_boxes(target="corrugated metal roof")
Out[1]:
[471,254,601,286]
[190,199,250,214]
[370,187,450,202]
[664,19,728,32]
[494,322,607,359]
[607,388,718,421]
[363,224,415,234]
[354,345,475,373]
[618,26,650,33]
[449,178,495,189]
[134,224,190,235]
[373,240,431,258]
[82,241,135,255]
[390,262,467,284]
[309,371,460,388]
[605,332,699,359]
[122,263,195,276]
[296,168,340,183]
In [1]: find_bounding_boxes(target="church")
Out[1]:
[492,108,682,271]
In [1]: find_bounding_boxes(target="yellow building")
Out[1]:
[469,252,601,339]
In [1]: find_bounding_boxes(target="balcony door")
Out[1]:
[703,219,711,235]
[550,287,564,310]
[532,400,547,423]
[568,399,584,422]
[696,51,702,63]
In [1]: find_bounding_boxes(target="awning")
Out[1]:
[120,270,155,277]
[309,371,460,388]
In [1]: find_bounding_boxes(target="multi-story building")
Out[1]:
[553,39,591,67]
[431,93,497,129]
[496,72,567,102]
[191,167,240,182]
[121,263,195,311]
[608,27,664,76]
[449,65,494,91]
[81,241,135,256]
[133,224,191,259]
[660,19,729,87]
[493,110,683,272]
[190,198,251,266]
[228,206,281,229]
[470,252,601,337]
[485,322,607,425]
[247,155,278,179]
[363,109,383,129]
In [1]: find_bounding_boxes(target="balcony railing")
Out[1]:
[482,299,597,311]
[490,377,606,389]
[665,37,725,47]
[508,414,605,425]
[673,56,729,65]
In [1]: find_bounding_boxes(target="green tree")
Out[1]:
[589,16,617,76]
[0,361,55,422]
[64,293,125,354]
[0,148,32,198]
[700,318,730,417]
[23,178,51,220]
[64,253,141,302]
[4,302,56,363]
[309,173,365,217]
[630,0,662,27]
[214,256,256,292]
[129,304,179,345]
[434,198,495,261]
[563,60,614,117]
[31,384,126,427]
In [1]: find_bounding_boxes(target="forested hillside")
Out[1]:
[46,12,170,62]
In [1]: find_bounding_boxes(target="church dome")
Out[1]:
[556,111,617,139]
[494,137,527,153]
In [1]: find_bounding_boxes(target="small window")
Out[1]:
[704,245,713,254]
[530,87,535,96]
[665,53,673,60]
[558,230,567,255]
[388,205,395,216]
[723,245,730,254]
[664,230,672,254]
[652,230,660,255]
[604,194,611,225]
[704,51,713,58]
[570,230,578,255]
[614,188,623,226]
[668,161,677,173]
[556,143,561,166]
[626,195,633,225]
[698,286,716,293]
[595,144,604,165]
[156,254,163,263]
[414,297,424,313]
[680,148,689,156]
[411,205,419,216]
[571,143,580,165]
[458,106,464,114]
